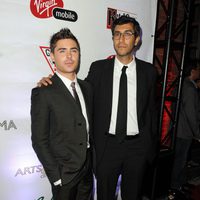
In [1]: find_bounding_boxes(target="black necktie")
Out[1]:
[115,66,128,142]
[71,82,82,113]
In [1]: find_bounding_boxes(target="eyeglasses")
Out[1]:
[113,31,135,40]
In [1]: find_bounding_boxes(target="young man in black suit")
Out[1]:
[38,16,158,200]
[31,28,93,200]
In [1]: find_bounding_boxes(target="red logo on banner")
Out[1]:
[40,46,56,73]
[30,0,64,18]
[107,7,137,29]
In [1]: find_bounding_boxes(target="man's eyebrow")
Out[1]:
[115,29,133,32]
[57,47,79,51]
[71,47,79,50]
[57,47,66,51]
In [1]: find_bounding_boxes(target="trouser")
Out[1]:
[96,135,147,200]
[170,137,192,190]
[52,149,93,200]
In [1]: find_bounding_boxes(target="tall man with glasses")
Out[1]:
[37,16,158,200]
[86,16,158,200]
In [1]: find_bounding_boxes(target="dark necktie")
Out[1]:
[115,66,128,142]
[71,82,82,113]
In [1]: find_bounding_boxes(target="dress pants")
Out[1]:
[96,135,147,200]
[51,149,93,200]
[170,137,192,190]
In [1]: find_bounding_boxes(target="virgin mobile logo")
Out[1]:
[30,0,64,18]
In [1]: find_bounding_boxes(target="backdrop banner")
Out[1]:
[0,0,157,199]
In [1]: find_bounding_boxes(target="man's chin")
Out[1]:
[116,52,130,57]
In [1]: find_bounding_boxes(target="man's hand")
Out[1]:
[37,74,53,87]
[193,137,200,142]
[196,139,200,143]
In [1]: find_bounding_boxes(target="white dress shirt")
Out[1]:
[109,57,139,135]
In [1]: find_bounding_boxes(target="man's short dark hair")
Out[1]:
[184,59,200,77]
[111,16,141,37]
[50,28,80,53]
[50,28,81,73]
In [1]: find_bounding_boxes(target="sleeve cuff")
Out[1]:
[54,179,62,186]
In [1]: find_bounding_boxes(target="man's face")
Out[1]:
[197,67,200,79]
[50,38,79,76]
[112,23,140,58]
[192,66,200,80]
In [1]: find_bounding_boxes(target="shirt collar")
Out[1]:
[56,72,77,87]
[190,79,198,88]
[115,56,136,72]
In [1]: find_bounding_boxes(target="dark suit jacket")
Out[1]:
[85,57,158,165]
[31,74,93,185]
[177,77,200,139]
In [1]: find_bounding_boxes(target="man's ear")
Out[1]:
[50,52,55,64]
[134,36,140,47]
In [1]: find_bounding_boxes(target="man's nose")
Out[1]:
[119,34,125,41]
[66,51,72,58]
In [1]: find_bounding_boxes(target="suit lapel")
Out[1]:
[136,58,145,121]
[104,58,115,123]
[78,79,91,124]
[52,74,79,109]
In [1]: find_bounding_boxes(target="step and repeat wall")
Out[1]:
[0,0,157,199]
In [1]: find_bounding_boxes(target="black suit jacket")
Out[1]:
[177,77,200,139]
[85,57,158,164]
[31,74,93,185]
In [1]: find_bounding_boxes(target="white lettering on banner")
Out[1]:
[0,120,17,131]
[15,165,46,178]
[53,8,78,21]
[34,0,57,16]
[55,10,75,20]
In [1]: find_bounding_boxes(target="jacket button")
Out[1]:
[78,123,82,126]
[79,143,83,145]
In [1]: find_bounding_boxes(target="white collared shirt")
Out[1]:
[108,57,139,135]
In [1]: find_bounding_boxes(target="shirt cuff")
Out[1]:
[54,179,62,186]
